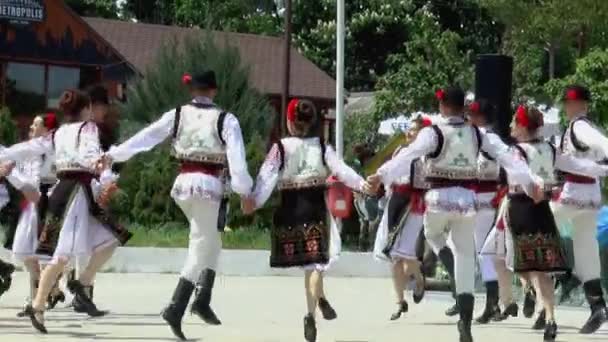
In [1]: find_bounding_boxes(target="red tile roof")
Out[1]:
[85,17,336,100]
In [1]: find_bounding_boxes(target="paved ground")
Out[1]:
[1,273,607,342]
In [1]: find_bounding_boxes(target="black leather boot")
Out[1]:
[438,247,458,316]
[496,302,518,321]
[556,272,581,304]
[318,297,337,320]
[67,280,107,317]
[161,278,195,341]
[191,269,221,325]
[544,320,557,341]
[475,281,501,324]
[390,300,408,320]
[580,279,608,334]
[532,309,546,330]
[523,286,536,318]
[457,293,474,342]
[0,259,15,298]
[304,313,317,342]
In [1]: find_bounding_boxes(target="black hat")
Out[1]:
[562,85,591,102]
[192,70,217,90]
[436,86,465,108]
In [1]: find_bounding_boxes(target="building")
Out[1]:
[0,0,336,137]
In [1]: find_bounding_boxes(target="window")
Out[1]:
[5,62,46,116]
[47,66,80,108]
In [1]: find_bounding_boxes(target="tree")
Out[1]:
[65,0,119,18]
[374,8,472,117]
[117,33,273,227]
[0,108,17,146]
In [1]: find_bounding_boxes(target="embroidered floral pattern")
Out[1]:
[270,221,329,268]
[557,197,601,210]
[171,184,222,202]
[512,232,568,272]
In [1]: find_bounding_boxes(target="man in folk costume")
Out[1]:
[367,86,544,342]
[466,99,506,323]
[248,99,366,342]
[551,85,608,334]
[0,162,16,299]
[103,70,253,341]
[372,115,431,320]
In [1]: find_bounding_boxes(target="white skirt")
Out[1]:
[50,188,118,263]
[11,202,40,262]
[389,213,424,261]
[480,198,512,264]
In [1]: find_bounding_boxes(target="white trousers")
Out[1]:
[551,203,601,283]
[176,198,222,283]
[474,208,498,282]
[424,211,476,294]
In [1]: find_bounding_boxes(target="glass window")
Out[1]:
[5,62,46,117]
[47,66,80,108]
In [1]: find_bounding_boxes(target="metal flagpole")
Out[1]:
[335,0,345,159]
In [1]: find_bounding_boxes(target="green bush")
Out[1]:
[0,107,17,146]
[115,32,274,229]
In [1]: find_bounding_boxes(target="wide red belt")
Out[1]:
[57,171,95,183]
[564,173,596,184]
[476,181,500,193]
[427,178,477,190]
[392,184,412,194]
[179,161,223,177]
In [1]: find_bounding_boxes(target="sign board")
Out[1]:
[0,0,45,26]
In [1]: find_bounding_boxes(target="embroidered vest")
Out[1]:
[411,158,429,190]
[560,116,601,161]
[514,141,557,191]
[54,122,98,173]
[278,137,329,190]
[425,123,480,180]
[171,104,227,165]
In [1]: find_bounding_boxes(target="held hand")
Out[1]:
[98,183,119,209]
[241,196,256,215]
[530,183,545,204]
[22,187,41,204]
[365,174,382,194]
[0,161,15,177]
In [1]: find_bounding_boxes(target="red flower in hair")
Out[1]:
[566,89,579,101]
[44,113,58,131]
[421,117,432,127]
[287,99,299,122]
[435,89,446,101]
[515,105,529,128]
[469,101,480,113]
[182,73,192,85]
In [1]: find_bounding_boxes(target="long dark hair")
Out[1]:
[59,89,90,122]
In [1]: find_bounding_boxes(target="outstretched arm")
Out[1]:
[555,153,608,177]
[222,114,253,196]
[325,145,365,191]
[0,135,53,162]
[107,110,175,163]
[573,120,608,157]
[481,132,536,189]
[252,144,281,208]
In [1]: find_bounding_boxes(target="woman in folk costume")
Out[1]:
[0,89,129,333]
[372,115,431,320]
[249,98,366,342]
[366,86,543,342]
[488,105,608,341]
[104,71,253,341]
[551,85,608,334]
[2,113,60,312]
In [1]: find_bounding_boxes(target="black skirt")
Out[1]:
[381,191,411,258]
[507,194,569,273]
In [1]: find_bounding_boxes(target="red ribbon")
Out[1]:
[566,89,579,101]
[287,99,299,122]
[515,105,529,128]
[469,101,480,113]
[44,113,58,131]
[421,117,432,127]
[181,73,192,85]
[435,89,445,101]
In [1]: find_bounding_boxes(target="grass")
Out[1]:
[125,222,271,249]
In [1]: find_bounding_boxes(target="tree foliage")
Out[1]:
[117,33,273,227]
[0,107,17,146]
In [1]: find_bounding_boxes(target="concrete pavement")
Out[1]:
[1,272,607,342]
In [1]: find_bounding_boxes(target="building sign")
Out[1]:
[0,0,45,26]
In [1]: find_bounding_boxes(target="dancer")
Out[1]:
[0,89,130,333]
[0,162,16,299]
[103,71,253,340]
[493,105,608,341]
[373,115,430,320]
[366,86,543,342]
[5,113,59,312]
[551,85,608,334]
[467,99,503,323]
[248,98,366,342]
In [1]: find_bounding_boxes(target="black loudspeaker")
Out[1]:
[475,54,513,140]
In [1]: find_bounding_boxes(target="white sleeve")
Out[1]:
[0,135,53,162]
[252,144,281,208]
[481,133,536,188]
[325,145,365,191]
[79,123,104,170]
[7,158,42,190]
[377,127,437,186]
[107,110,175,163]
[222,113,253,196]
[573,120,608,157]
[555,153,608,177]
